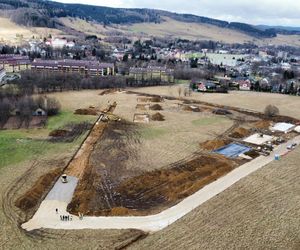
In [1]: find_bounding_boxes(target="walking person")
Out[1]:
[56,208,58,214]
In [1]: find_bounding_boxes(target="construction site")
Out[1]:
[0,88,299,249]
[12,89,300,221]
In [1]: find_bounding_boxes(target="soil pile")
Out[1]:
[254,120,271,129]
[15,168,62,212]
[151,112,165,121]
[49,122,92,142]
[137,96,163,103]
[99,89,118,95]
[49,129,68,137]
[230,127,251,139]
[150,104,163,111]
[68,147,236,217]
[213,109,232,115]
[244,150,260,158]
[74,108,97,116]
[200,139,232,151]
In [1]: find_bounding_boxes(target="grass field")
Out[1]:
[47,111,95,130]
[191,117,227,126]
[0,110,96,169]
[0,130,68,168]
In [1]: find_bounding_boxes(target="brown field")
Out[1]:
[59,16,300,46]
[48,90,234,171]
[2,88,300,249]
[57,90,240,216]
[0,17,63,44]
[126,16,255,44]
[130,145,300,250]
[132,86,300,119]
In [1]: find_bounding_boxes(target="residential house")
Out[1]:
[33,108,47,116]
[238,79,251,91]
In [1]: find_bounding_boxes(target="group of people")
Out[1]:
[60,215,72,221]
[56,208,73,222]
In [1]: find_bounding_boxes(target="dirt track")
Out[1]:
[65,104,116,178]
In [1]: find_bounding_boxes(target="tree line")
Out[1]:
[0,95,61,127]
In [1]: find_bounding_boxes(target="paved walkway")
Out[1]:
[45,176,78,203]
[22,136,300,232]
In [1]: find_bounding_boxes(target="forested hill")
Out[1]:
[0,0,299,38]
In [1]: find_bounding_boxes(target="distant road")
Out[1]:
[22,136,300,232]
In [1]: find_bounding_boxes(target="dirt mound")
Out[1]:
[244,150,260,158]
[137,96,163,103]
[49,122,92,142]
[200,139,232,151]
[99,89,118,95]
[15,168,62,212]
[68,152,236,217]
[74,108,97,116]
[213,108,232,115]
[150,104,163,111]
[49,129,69,137]
[254,120,271,129]
[116,154,235,211]
[229,127,251,139]
[151,112,165,121]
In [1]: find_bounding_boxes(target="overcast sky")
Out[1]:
[56,0,300,27]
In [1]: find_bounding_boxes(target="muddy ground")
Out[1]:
[67,119,244,216]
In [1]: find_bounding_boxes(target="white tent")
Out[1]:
[272,123,295,133]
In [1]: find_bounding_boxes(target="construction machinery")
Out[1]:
[61,174,68,183]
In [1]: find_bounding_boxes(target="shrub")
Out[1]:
[264,105,279,117]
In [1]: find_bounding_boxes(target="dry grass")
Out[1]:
[126,17,255,43]
[48,90,234,171]
[15,168,62,212]
[132,86,300,119]
[59,17,123,39]
[0,119,143,250]
[0,17,63,44]
[0,17,33,44]
[131,146,300,250]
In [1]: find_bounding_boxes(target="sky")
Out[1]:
[56,0,300,27]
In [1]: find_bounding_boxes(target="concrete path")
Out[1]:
[22,136,300,232]
[45,176,78,203]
